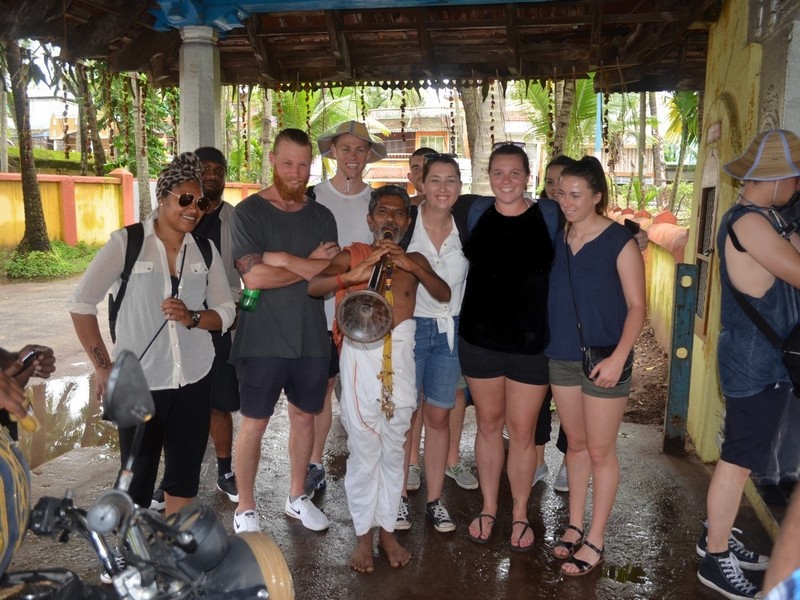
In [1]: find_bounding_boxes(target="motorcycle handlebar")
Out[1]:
[86,489,134,536]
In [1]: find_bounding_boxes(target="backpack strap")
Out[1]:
[192,233,213,269]
[467,196,494,235]
[108,223,144,343]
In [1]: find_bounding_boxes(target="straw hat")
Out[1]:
[317,120,387,163]
[724,129,800,181]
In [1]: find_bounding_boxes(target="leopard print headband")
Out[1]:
[156,152,203,201]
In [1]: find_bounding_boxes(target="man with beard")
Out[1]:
[309,185,450,573]
[304,121,387,499]
[228,129,340,533]
[148,146,243,511]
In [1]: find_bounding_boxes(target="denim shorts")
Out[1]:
[548,358,631,399]
[415,316,461,410]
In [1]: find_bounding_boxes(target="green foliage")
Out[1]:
[5,146,97,173]
[3,240,99,279]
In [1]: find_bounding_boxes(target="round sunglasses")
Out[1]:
[166,190,210,212]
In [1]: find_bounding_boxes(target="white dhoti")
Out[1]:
[339,319,416,536]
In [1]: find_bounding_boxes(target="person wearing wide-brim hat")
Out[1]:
[698,128,800,599]
[304,121,388,504]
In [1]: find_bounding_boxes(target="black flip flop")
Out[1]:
[509,520,534,553]
[553,524,584,559]
[468,513,496,544]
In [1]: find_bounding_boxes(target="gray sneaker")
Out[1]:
[553,459,569,492]
[407,464,421,492]
[445,463,479,490]
[396,496,411,531]
[304,464,327,499]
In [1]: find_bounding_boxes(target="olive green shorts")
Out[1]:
[548,359,631,399]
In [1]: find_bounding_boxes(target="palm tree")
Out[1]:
[664,91,699,213]
[4,40,50,253]
[460,81,507,195]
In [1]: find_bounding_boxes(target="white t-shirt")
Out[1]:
[313,179,374,327]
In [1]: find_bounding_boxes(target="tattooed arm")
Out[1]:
[71,313,114,398]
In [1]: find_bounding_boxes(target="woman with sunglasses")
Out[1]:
[455,142,555,552]
[69,152,236,517]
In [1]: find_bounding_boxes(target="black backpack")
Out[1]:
[108,223,213,342]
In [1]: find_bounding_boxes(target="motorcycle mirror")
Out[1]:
[103,350,154,428]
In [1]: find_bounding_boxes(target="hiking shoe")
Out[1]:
[407,464,421,492]
[553,459,569,492]
[150,487,165,511]
[285,495,329,531]
[233,509,260,533]
[697,552,763,599]
[532,462,549,487]
[396,496,411,531]
[99,547,127,585]
[426,499,456,533]
[445,463,479,490]
[304,464,327,499]
[696,521,770,571]
[217,472,239,503]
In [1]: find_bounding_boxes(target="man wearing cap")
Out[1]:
[305,120,387,498]
[228,128,339,533]
[697,129,800,599]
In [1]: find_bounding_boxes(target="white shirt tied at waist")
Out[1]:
[68,211,236,390]
[407,207,468,351]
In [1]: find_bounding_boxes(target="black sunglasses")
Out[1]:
[167,190,210,212]
[423,152,458,163]
[492,141,526,150]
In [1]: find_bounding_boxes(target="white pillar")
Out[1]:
[179,26,222,152]
[784,20,800,134]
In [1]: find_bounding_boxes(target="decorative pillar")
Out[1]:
[179,26,222,152]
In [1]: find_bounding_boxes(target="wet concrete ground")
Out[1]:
[10,402,772,599]
[2,275,773,598]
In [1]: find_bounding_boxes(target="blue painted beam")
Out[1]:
[152,0,548,32]
[663,263,698,455]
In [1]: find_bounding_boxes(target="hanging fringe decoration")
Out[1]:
[400,88,407,143]
[275,83,284,129]
[305,88,312,136]
[603,90,610,155]
[359,83,367,122]
[489,81,496,148]
[547,79,555,156]
[449,89,456,153]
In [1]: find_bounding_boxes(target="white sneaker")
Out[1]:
[554,459,569,492]
[233,509,260,533]
[407,464,421,491]
[285,495,330,531]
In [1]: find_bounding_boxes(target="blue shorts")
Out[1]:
[721,382,792,473]
[237,356,328,419]
[415,316,461,410]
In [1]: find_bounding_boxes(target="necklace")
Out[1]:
[154,220,183,253]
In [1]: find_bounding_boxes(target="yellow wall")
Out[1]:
[686,0,763,462]
[74,182,124,246]
[647,244,677,351]
[0,180,64,245]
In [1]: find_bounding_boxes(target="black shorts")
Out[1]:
[119,372,212,507]
[720,382,792,473]
[237,356,328,419]
[458,337,549,385]
[210,331,240,412]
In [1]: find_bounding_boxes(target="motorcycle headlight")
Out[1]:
[168,502,229,572]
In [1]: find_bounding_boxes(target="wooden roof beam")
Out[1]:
[245,16,278,83]
[326,10,351,78]
[505,3,520,75]
[416,8,435,75]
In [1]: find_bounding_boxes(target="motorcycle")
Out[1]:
[0,350,295,599]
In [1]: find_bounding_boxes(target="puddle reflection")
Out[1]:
[18,373,118,469]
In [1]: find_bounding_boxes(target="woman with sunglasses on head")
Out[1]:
[546,156,645,575]
[69,152,236,517]
[453,142,557,552]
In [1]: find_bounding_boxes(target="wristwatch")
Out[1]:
[187,311,201,329]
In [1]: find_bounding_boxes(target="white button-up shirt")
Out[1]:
[68,211,236,390]
[407,205,468,350]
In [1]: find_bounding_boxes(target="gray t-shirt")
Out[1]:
[229,192,338,360]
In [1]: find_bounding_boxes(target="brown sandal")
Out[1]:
[553,524,584,559]
[468,513,496,544]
